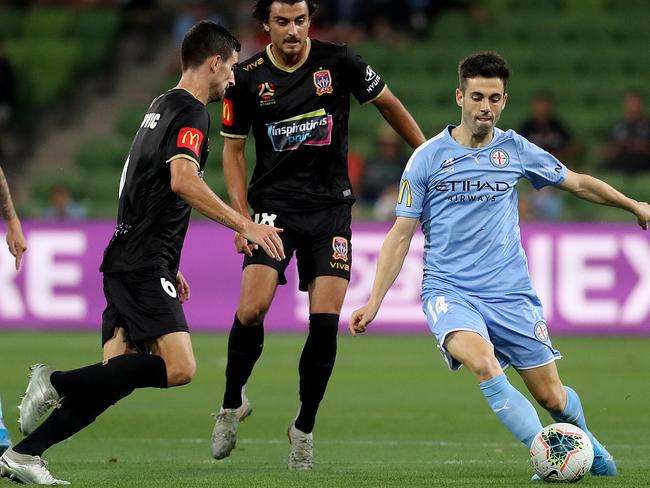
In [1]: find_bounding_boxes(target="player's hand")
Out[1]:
[349,302,379,336]
[634,201,649,230]
[241,222,285,261]
[234,232,258,256]
[5,218,27,271]
[175,270,190,304]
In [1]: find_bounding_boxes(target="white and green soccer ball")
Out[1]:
[530,423,594,483]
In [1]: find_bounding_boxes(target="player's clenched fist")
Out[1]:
[349,303,379,336]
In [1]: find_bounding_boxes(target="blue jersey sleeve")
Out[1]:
[395,150,429,218]
[514,133,568,189]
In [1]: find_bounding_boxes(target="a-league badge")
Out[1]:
[489,148,510,168]
[332,236,348,262]
[313,70,333,96]
[534,321,549,342]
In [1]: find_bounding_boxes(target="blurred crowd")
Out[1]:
[351,88,650,222]
[0,1,647,221]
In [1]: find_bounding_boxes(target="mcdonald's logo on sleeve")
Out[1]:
[398,179,412,207]
[222,99,233,126]
[177,127,205,157]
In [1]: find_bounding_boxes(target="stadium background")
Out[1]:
[0,1,649,486]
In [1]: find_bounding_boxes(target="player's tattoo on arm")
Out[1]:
[0,166,17,221]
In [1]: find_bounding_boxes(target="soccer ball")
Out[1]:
[530,423,594,483]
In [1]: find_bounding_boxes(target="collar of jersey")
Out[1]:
[445,124,505,150]
[266,38,312,73]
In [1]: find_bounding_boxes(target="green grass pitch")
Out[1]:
[0,332,648,487]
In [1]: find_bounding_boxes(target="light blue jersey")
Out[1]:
[396,125,567,297]
[396,126,566,370]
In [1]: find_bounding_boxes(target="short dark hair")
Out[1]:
[458,52,510,93]
[253,0,318,23]
[181,21,241,71]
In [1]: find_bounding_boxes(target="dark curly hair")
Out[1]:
[181,21,240,71]
[458,52,510,93]
[253,0,318,23]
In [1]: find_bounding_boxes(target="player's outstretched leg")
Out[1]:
[211,315,263,459]
[19,354,168,435]
[550,386,616,476]
[0,397,12,455]
[0,448,69,485]
[446,332,544,448]
[288,313,339,470]
[13,390,132,462]
[480,374,543,447]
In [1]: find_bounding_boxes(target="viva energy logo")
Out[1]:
[266,109,332,151]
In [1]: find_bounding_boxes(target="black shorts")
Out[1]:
[244,203,352,291]
[101,269,189,350]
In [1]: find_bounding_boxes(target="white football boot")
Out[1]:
[0,448,69,485]
[18,364,60,436]
[210,389,252,460]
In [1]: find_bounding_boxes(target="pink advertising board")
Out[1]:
[1,221,649,335]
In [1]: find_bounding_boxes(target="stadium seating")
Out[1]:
[21,2,650,218]
[2,7,121,115]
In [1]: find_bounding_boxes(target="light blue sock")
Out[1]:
[0,396,5,429]
[480,374,543,448]
[551,386,589,432]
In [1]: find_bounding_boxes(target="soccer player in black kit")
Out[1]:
[211,0,426,469]
[0,22,284,485]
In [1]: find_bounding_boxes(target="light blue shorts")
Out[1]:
[422,288,561,371]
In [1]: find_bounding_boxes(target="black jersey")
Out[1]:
[100,89,210,275]
[220,39,386,211]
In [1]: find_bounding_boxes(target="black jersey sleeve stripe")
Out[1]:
[166,154,201,171]
[362,84,389,105]
[220,131,247,139]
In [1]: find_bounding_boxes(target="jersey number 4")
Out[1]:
[426,296,449,325]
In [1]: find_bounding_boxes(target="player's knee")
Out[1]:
[236,305,268,326]
[464,354,502,381]
[166,360,196,386]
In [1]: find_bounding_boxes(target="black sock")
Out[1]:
[13,390,132,457]
[295,313,339,434]
[50,354,168,397]
[223,315,264,409]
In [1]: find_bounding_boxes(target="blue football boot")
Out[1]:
[0,424,11,456]
[589,436,617,476]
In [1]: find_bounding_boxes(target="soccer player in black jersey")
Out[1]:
[211,0,426,469]
[0,22,284,485]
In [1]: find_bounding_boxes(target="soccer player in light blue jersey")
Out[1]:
[350,52,650,480]
[1,162,27,455]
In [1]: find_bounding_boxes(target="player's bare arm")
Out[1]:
[349,217,419,335]
[0,164,27,270]
[371,87,426,150]
[223,136,257,256]
[558,169,649,230]
[170,157,285,260]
